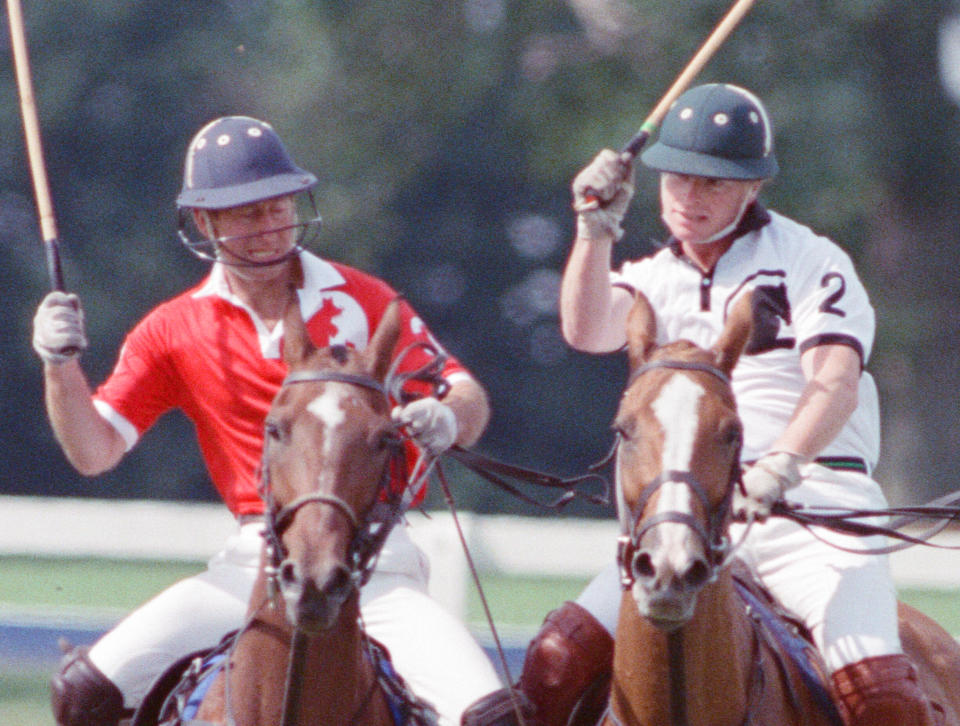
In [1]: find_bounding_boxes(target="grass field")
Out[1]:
[2,555,958,725]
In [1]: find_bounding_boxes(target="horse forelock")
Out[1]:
[649,340,712,366]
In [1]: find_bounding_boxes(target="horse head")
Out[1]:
[613,290,753,631]
[259,297,404,634]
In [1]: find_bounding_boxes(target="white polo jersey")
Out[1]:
[612,206,880,468]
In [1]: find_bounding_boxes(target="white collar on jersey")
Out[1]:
[192,251,348,359]
[192,250,346,303]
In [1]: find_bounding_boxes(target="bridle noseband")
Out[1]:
[616,359,741,590]
[259,370,408,598]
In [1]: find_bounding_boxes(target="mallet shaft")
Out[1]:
[622,0,759,158]
[7,0,65,290]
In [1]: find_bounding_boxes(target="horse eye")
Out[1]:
[720,423,742,447]
[265,420,283,441]
[613,422,634,442]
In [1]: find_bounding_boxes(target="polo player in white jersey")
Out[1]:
[464,83,937,726]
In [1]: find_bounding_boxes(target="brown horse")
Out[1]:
[606,290,960,725]
[189,298,423,726]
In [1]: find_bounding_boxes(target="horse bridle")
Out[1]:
[258,370,409,598]
[616,359,742,590]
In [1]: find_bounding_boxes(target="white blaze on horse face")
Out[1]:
[306,388,348,457]
[650,374,705,569]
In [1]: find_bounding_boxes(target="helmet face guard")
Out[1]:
[641,84,778,181]
[176,116,322,265]
[176,192,323,267]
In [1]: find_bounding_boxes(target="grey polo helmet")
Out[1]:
[176,116,322,265]
[641,84,778,180]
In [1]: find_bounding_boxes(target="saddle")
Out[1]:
[129,631,438,726]
[129,630,235,726]
[730,560,845,726]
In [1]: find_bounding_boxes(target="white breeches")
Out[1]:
[88,521,501,725]
[578,464,901,674]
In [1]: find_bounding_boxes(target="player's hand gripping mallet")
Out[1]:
[579,0,758,211]
[7,0,66,291]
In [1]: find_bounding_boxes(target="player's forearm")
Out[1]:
[443,377,490,448]
[44,361,126,475]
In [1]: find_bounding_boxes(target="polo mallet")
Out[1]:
[623,0,758,158]
[580,0,758,209]
[7,0,66,291]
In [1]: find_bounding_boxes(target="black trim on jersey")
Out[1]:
[799,333,865,369]
[724,269,787,319]
[613,280,636,296]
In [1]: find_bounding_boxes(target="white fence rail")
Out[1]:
[1,495,958,621]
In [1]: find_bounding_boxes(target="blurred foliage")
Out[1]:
[3,0,960,515]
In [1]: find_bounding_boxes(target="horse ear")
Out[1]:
[364,298,403,382]
[626,290,658,370]
[712,291,754,376]
[282,292,316,367]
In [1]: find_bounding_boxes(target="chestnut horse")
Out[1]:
[607,290,960,725]
[188,299,426,726]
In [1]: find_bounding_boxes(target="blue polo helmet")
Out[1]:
[176,116,322,264]
[177,116,317,210]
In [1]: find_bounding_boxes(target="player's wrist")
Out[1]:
[576,213,621,244]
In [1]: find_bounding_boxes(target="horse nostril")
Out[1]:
[682,559,711,589]
[632,550,656,580]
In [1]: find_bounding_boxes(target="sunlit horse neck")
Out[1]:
[605,290,836,726]
[196,298,408,726]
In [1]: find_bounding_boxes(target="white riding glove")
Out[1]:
[32,291,88,365]
[571,149,635,242]
[733,451,806,523]
[392,398,458,457]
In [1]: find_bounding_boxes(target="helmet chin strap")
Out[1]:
[180,192,323,266]
[212,240,303,269]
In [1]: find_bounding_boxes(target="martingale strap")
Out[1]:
[734,578,845,726]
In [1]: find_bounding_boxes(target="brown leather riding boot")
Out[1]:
[831,654,941,726]
[516,601,614,726]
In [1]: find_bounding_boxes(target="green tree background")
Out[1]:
[2,0,959,516]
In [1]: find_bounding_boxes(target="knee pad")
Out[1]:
[517,601,613,726]
[831,654,939,726]
[50,645,127,726]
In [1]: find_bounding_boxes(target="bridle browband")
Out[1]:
[616,358,741,590]
[627,358,731,388]
[282,369,388,395]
